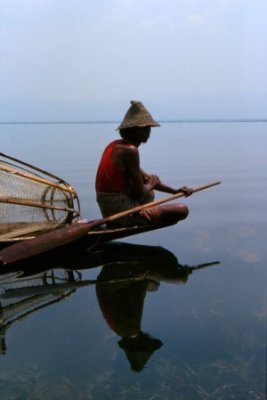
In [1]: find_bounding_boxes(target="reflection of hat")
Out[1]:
[118,332,162,372]
[116,100,160,130]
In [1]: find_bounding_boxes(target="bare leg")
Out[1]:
[157,203,189,225]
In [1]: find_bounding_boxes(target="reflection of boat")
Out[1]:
[0,239,219,278]
[0,270,81,355]
[0,241,220,364]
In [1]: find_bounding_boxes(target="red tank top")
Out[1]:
[95,140,130,192]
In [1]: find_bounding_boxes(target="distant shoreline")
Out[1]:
[1,118,267,125]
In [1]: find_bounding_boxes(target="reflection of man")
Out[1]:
[95,257,192,373]
[96,263,163,372]
[95,243,219,372]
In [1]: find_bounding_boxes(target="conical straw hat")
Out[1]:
[116,100,160,130]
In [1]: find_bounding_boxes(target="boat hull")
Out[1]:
[0,221,176,250]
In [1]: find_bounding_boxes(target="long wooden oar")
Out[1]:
[0,181,221,265]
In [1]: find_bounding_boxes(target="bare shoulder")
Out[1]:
[114,142,138,160]
[111,142,139,170]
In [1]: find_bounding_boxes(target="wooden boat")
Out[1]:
[0,152,221,265]
[0,220,176,250]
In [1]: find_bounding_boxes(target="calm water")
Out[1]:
[0,122,266,399]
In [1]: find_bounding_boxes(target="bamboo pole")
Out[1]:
[107,181,221,222]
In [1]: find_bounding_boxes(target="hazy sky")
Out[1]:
[0,0,266,120]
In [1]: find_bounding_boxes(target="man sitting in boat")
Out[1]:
[95,100,192,228]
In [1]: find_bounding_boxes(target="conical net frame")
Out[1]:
[0,153,81,240]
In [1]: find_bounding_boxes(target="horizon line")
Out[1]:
[0,117,267,125]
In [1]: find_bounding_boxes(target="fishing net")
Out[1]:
[0,153,81,241]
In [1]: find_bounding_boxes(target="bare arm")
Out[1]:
[155,182,193,196]
[141,169,193,196]
[124,148,159,200]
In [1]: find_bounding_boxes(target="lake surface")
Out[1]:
[0,121,266,399]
